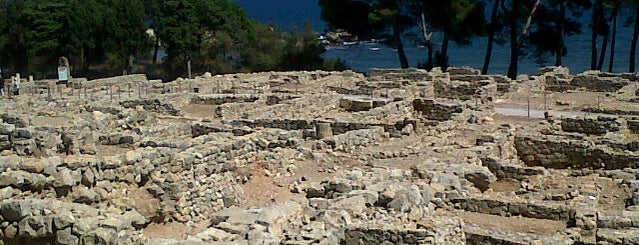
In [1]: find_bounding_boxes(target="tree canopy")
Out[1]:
[0,0,344,80]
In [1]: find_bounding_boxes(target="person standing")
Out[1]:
[12,76,19,95]
[0,72,4,97]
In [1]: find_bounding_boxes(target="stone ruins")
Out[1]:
[0,66,638,244]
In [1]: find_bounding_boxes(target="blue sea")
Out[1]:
[232,0,637,76]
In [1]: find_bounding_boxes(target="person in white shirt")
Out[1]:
[13,76,19,95]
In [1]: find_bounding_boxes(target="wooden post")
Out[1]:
[187,59,192,79]
[118,85,121,100]
[128,83,131,97]
[109,85,113,101]
[527,96,531,118]
[597,96,600,110]
[543,92,547,111]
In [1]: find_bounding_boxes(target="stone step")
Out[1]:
[596,228,639,245]
[452,196,576,223]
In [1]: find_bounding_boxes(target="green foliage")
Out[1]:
[103,0,148,74]
[0,0,334,79]
[318,0,382,39]
[528,0,592,64]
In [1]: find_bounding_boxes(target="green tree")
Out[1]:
[318,0,382,40]
[157,0,200,73]
[319,0,411,68]
[629,0,639,72]
[425,0,486,70]
[279,23,326,71]
[103,0,148,75]
[606,0,621,72]
[481,0,504,74]
[502,0,540,79]
[67,0,109,75]
[528,0,591,66]
[591,0,610,70]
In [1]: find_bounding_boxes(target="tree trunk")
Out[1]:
[556,0,566,66]
[420,12,434,70]
[153,35,160,64]
[507,0,520,79]
[598,34,608,70]
[440,32,450,71]
[630,7,639,73]
[482,0,501,75]
[591,0,602,70]
[608,7,618,72]
[392,18,409,69]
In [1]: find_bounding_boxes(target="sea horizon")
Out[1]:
[232,0,638,76]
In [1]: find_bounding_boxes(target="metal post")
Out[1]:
[128,83,131,97]
[109,85,112,101]
[118,85,121,100]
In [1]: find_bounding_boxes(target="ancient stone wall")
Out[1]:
[412,99,463,121]
[514,134,639,169]
[560,116,622,135]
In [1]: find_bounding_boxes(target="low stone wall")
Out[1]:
[339,96,392,112]
[514,134,639,170]
[482,157,547,180]
[412,99,463,121]
[190,94,259,105]
[369,68,433,81]
[452,197,576,223]
[323,127,386,150]
[434,78,496,101]
[342,227,433,244]
[560,116,622,135]
[597,210,639,229]
[120,99,180,116]
[571,72,630,92]
[464,224,574,245]
[545,70,631,92]
[0,198,146,245]
[86,74,148,87]
[629,120,639,134]
[228,118,408,137]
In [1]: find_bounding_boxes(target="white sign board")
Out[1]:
[58,66,68,82]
